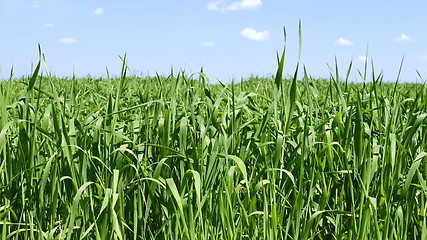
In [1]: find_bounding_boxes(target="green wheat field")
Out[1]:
[1,29,427,239]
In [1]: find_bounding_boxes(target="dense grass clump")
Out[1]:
[1,46,427,239]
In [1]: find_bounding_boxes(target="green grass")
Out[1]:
[1,36,427,239]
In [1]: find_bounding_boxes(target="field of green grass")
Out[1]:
[1,39,427,239]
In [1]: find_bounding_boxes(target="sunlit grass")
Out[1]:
[1,29,427,239]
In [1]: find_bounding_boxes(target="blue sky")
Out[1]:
[1,0,426,82]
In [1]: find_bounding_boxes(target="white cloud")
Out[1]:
[207,1,222,10]
[207,0,262,11]
[30,4,39,8]
[241,28,270,41]
[200,41,216,46]
[334,38,354,47]
[418,55,427,60]
[59,38,77,44]
[226,0,262,10]
[395,33,414,42]
[43,23,54,28]
[357,56,367,63]
[91,7,104,16]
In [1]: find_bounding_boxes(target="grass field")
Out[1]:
[1,36,427,239]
